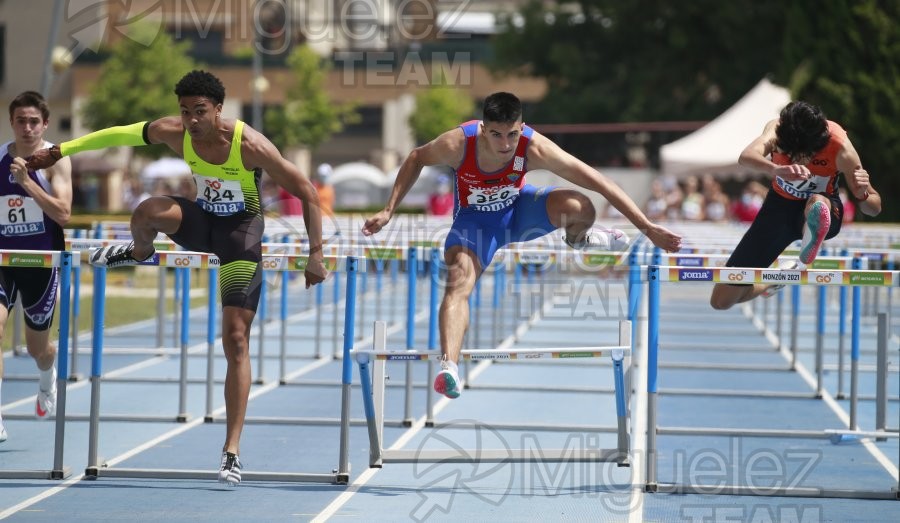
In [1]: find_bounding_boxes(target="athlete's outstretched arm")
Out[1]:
[243,128,327,287]
[526,132,681,252]
[26,117,184,170]
[362,128,464,236]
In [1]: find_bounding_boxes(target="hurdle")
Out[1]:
[353,319,633,468]
[82,252,359,484]
[0,250,75,480]
[644,264,900,500]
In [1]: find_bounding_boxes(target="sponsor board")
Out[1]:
[467,353,512,360]
[581,253,619,267]
[380,354,428,361]
[365,247,403,260]
[848,271,890,286]
[810,259,844,270]
[806,271,842,285]
[677,269,713,281]
[7,253,50,267]
[760,270,801,283]
[516,252,555,265]
[675,256,704,267]
[161,253,202,268]
[718,269,751,283]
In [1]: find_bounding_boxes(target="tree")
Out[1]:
[82,23,199,159]
[492,0,898,221]
[264,45,358,151]
[408,75,475,144]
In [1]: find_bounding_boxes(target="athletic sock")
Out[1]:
[39,366,55,392]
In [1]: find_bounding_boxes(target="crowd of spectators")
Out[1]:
[643,174,855,225]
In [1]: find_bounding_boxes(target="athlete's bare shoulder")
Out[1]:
[147,116,185,147]
[420,127,466,168]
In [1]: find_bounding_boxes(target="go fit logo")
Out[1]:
[163,254,201,267]
[811,272,841,285]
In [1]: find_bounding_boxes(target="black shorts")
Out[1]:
[0,267,59,330]
[167,197,264,310]
[727,190,843,270]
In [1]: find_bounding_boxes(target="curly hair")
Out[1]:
[174,70,226,105]
[775,101,830,157]
[483,92,522,124]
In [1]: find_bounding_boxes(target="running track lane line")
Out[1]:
[312,287,597,523]
[0,356,334,520]
[752,305,900,481]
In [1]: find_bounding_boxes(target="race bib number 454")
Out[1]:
[0,195,45,236]
[194,175,246,216]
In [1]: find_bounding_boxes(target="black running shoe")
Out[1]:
[89,242,153,268]
[218,451,242,486]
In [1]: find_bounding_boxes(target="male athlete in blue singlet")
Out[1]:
[0,92,72,443]
[363,92,682,399]
[27,71,328,485]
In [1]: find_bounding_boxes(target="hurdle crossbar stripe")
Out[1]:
[0,249,81,268]
[652,266,899,286]
[354,346,629,362]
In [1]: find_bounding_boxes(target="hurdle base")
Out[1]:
[644,483,658,493]
[0,468,71,480]
[655,482,900,500]
[383,448,628,466]
[50,466,72,480]
[176,414,190,423]
[87,466,344,483]
[68,374,84,382]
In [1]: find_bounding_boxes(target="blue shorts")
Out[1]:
[445,184,557,270]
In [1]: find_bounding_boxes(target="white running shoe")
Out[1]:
[565,228,630,252]
[36,366,57,419]
[218,451,242,486]
[89,242,154,268]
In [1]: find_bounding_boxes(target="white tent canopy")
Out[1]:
[660,78,791,178]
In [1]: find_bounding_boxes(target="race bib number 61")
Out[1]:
[0,195,45,236]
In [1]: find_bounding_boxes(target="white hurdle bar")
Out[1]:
[353,320,632,468]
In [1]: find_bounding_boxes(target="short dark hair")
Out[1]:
[9,91,50,121]
[483,92,522,124]
[174,70,226,105]
[775,101,830,157]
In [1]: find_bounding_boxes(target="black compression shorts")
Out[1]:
[167,196,264,310]
[726,190,843,270]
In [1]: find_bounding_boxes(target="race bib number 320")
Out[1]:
[194,175,246,216]
[0,195,45,236]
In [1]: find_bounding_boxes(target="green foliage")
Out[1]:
[409,75,475,144]
[493,0,898,221]
[81,24,200,159]
[264,45,359,151]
